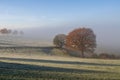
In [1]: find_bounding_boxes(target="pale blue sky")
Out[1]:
[0,0,120,29]
[0,0,120,54]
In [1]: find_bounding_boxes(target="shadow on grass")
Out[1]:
[0,61,109,74]
[0,46,55,49]
[0,57,120,67]
[0,46,55,55]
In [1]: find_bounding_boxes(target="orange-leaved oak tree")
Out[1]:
[66,27,96,57]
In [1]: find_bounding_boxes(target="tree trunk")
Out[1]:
[81,50,84,58]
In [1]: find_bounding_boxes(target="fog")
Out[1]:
[21,25,120,55]
[0,0,120,55]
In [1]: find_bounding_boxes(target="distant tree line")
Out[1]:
[0,28,24,35]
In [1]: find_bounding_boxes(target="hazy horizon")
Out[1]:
[0,0,120,55]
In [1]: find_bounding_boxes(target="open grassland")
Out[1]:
[0,52,120,80]
[0,36,120,80]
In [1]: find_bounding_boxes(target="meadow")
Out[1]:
[0,36,120,80]
[0,49,120,80]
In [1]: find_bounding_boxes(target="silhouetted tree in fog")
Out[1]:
[0,28,24,36]
[8,29,12,34]
[53,34,66,48]
[66,27,96,57]
[0,28,8,34]
[20,31,24,35]
[0,28,12,35]
[12,30,18,35]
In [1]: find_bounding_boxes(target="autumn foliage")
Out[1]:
[66,28,96,57]
[0,28,11,34]
[0,28,24,35]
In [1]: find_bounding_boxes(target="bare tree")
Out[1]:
[66,27,96,57]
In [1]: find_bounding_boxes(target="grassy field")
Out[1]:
[0,36,120,80]
[0,52,120,80]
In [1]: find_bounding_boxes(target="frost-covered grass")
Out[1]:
[0,53,120,80]
[0,36,120,80]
